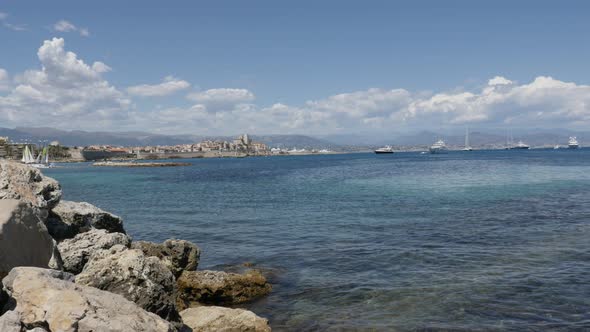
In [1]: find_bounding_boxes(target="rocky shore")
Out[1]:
[0,160,272,331]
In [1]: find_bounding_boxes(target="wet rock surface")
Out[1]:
[177,270,272,310]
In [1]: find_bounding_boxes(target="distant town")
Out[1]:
[0,134,336,162]
[0,130,585,162]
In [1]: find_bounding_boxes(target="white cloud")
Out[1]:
[91,61,111,73]
[2,38,590,135]
[0,12,26,31]
[186,88,255,113]
[127,76,191,97]
[0,68,10,91]
[53,20,89,37]
[0,38,130,129]
[488,76,513,86]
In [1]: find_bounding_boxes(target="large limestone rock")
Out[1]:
[0,200,57,279]
[2,267,174,332]
[76,247,180,322]
[132,239,200,278]
[0,160,61,219]
[46,200,125,241]
[57,228,131,274]
[176,270,272,310]
[180,306,271,332]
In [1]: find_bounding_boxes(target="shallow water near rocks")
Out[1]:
[46,150,590,331]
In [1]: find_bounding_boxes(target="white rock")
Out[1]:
[2,267,174,332]
[180,306,271,332]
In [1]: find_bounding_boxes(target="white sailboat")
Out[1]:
[22,145,53,168]
[462,128,473,151]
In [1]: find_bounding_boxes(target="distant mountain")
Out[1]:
[0,127,341,150]
[1,126,587,150]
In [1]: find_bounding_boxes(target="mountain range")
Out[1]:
[0,127,587,149]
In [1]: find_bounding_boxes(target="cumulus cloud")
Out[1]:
[2,38,590,135]
[186,88,255,112]
[0,38,129,129]
[53,20,89,37]
[127,76,191,97]
[488,76,513,86]
[158,76,590,135]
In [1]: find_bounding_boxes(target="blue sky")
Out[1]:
[1,0,590,136]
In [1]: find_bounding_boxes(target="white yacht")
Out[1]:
[374,146,394,154]
[510,141,530,150]
[429,139,447,154]
[462,128,473,151]
[568,136,579,149]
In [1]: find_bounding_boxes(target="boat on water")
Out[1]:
[374,146,394,154]
[462,128,473,151]
[510,141,530,150]
[554,145,560,150]
[568,136,579,149]
[429,139,447,154]
[21,145,53,168]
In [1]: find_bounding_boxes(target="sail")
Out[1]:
[27,146,35,163]
[44,147,49,164]
[35,149,43,163]
[465,128,470,148]
[21,146,27,163]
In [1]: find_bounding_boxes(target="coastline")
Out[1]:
[0,160,273,331]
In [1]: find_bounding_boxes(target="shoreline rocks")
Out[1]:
[177,270,272,310]
[2,267,174,332]
[0,160,273,330]
[58,228,131,274]
[0,200,57,279]
[46,200,125,241]
[180,306,271,332]
[0,160,61,220]
[76,247,180,323]
[132,239,201,278]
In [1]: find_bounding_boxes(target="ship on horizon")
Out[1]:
[568,136,580,149]
[429,139,447,154]
[374,146,394,154]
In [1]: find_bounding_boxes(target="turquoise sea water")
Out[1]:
[46,150,590,331]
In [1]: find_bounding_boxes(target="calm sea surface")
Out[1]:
[46,150,590,331]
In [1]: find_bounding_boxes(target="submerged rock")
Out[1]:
[180,306,271,332]
[46,200,125,241]
[2,267,174,332]
[57,228,131,274]
[76,247,180,323]
[0,160,61,219]
[0,200,57,279]
[176,270,272,310]
[132,239,201,278]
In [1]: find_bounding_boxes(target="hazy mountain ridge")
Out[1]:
[1,127,587,149]
[0,127,341,149]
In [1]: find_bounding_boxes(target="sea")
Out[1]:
[45,149,590,331]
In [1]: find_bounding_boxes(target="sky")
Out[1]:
[1,0,590,137]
